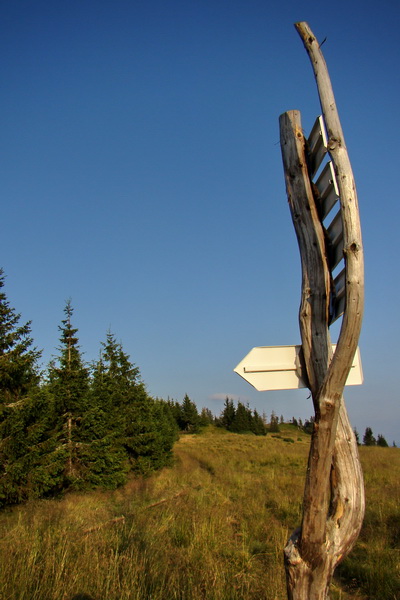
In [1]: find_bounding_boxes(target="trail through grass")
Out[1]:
[0,427,398,599]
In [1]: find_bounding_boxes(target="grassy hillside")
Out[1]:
[0,426,398,599]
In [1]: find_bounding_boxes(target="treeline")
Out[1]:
[165,395,396,448]
[0,270,177,507]
[290,419,395,446]
[216,398,267,435]
[0,267,270,508]
[167,399,316,437]
[166,397,267,436]
[1,268,395,508]
[166,395,213,434]
[356,427,393,447]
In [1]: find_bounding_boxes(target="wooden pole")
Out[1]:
[294,22,364,396]
[279,22,365,600]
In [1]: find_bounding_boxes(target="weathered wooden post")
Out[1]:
[279,22,365,599]
[234,20,365,599]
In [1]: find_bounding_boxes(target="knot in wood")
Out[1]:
[344,242,360,256]
[328,136,341,150]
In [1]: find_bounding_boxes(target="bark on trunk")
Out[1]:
[294,22,364,393]
[280,92,364,598]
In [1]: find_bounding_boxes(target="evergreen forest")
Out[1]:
[0,269,393,509]
[0,269,178,507]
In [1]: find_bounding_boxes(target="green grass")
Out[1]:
[0,426,398,599]
[336,446,400,599]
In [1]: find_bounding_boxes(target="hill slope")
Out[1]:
[0,427,398,599]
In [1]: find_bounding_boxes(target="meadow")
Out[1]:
[0,425,398,600]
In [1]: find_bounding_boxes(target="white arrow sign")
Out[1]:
[234,345,363,391]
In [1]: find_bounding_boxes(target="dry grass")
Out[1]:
[0,426,398,599]
[335,446,400,599]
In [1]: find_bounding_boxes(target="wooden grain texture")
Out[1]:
[295,21,364,401]
[279,22,365,597]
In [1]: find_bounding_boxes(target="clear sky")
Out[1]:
[1,0,399,444]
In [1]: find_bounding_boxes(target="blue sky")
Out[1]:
[1,0,399,444]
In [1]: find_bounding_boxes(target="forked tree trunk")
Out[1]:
[278,23,365,600]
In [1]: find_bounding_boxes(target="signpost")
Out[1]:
[234,22,365,600]
[234,345,363,391]
[306,116,347,324]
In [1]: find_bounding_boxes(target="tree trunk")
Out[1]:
[280,98,364,597]
[294,22,364,385]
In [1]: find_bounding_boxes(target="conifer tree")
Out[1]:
[199,407,214,426]
[220,397,235,430]
[178,394,200,432]
[251,409,267,436]
[164,398,183,428]
[124,398,177,474]
[376,434,388,447]
[0,269,41,404]
[354,428,360,445]
[0,387,65,505]
[92,332,177,475]
[0,295,179,506]
[269,410,280,433]
[363,427,376,446]
[218,399,266,435]
[231,402,251,433]
[303,417,314,434]
[46,300,90,485]
[85,332,144,484]
[0,272,57,505]
[92,331,143,404]
[48,300,89,414]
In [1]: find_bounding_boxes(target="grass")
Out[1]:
[336,446,400,599]
[0,426,398,599]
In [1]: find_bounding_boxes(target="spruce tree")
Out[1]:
[303,417,314,435]
[231,402,252,433]
[124,398,177,474]
[92,331,143,405]
[0,387,65,505]
[85,332,145,486]
[164,398,183,429]
[178,394,200,432]
[92,332,177,475]
[0,277,64,505]
[354,428,360,445]
[251,409,267,436]
[0,269,41,405]
[269,411,280,433]
[376,434,388,447]
[199,407,214,426]
[0,271,47,505]
[46,300,90,485]
[48,300,89,414]
[363,427,376,446]
[220,397,235,430]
